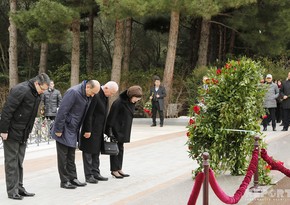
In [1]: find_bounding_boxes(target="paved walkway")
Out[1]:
[0,118,290,205]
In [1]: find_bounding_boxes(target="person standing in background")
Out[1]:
[280,72,290,131]
[42,80,62,121]
[149,76,166,127]
[0,73,50,200]
[262,74,279,131]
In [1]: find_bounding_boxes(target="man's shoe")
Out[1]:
[86,176,98,184]
[60,181,77,189]
[282,128,288,131]
[273,128,277,131]
[8,193,23,200]
[94,173,108,181]
[263,127,267,131]
[150,124,156,127]
[160,124,163,127]
[19,190,35,197]
[70,179,87,186]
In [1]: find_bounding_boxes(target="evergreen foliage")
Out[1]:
[187,57,268,176]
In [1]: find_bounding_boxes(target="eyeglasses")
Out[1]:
[38,83,47,91]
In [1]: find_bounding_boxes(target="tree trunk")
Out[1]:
[87,9,94,74]
[163,10,180,111]
[228,29,236,56]
[9,0,18,89]
[110,19,124,103]
[196,18,211,67]
[218,25,222,61]
[39,42,48,74]
[71,18,80,86]
[122,17,132,74]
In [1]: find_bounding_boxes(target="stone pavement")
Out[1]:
[0,118,290,205]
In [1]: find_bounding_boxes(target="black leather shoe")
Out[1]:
[19,190,35,197]
[273,128,276,131]
[60,181,77,189]
[70,179,87,186]
[111,171,123,179]
[160,124,163,127]
[282,128,288,131]
[86,176,98,184]
[118,171,130,177]
[94,173,108,181]
[263,127,267,131]
[8,193,23,200]
[150,124,156,127]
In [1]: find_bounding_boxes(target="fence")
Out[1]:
[0,117,53,149]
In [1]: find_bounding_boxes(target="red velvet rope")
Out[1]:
[187,172,205,205]
[261,148,290,177]
[208,149,259,204]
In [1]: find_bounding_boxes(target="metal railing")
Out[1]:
[0,117,54,149]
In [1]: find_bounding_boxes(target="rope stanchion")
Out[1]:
[249,136,262,193]
[187,172,205,205]
[261,148,290,177]
[208,149,259,204]
[203,152,209,205]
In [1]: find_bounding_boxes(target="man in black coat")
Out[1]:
[149,76,166,127]
[0,73,50,200]
[280,72,290,131]
[79,81,118,183]
[42,80,62,120]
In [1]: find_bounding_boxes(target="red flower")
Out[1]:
[189,118,195,125]
[216,68,222,75]
[186,132,190,137]
[188,145,193,150]
[262,115,268,119]
[212,78,218,84]
[265,165,271,170]
[225,63,232,69]
[193,105,200,114]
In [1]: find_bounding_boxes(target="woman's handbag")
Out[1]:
[101,135,119,156]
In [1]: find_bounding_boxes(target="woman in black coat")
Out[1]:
[105,86,142,178]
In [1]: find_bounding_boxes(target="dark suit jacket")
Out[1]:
[281,80,290,109]
[149,86,166,111]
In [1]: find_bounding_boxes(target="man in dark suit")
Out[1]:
[51,80,100,189]
[79,81,118,184]
[0,73,50,200]
[149,76,166,127]
[280,72,290,131]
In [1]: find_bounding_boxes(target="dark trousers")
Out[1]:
[110,142,124,171]
[283,108,290,130]
[82,152,100,179]
[276,103,283,123]
[56,141,77,183]
[262,108,276,129]
[152,101,164,125]
[3,139,27,196]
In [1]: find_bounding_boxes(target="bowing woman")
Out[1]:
[105,86,143,178]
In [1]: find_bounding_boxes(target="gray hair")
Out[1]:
[104,81,119,92]
[34,73,50,85]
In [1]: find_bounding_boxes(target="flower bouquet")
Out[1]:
[143,101,152,117]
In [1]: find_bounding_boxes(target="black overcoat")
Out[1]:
[0,80,41,143]
[105,90,135,143]
[280,80,290,109]
[79,89,108,154]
